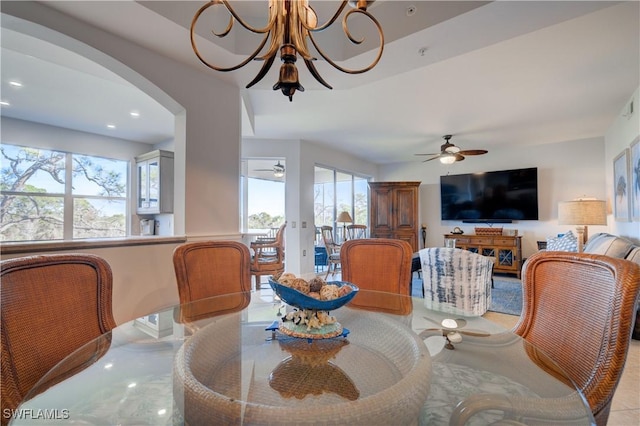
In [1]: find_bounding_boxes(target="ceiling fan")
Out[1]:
[254,161,285,178]
[415,135,488,164]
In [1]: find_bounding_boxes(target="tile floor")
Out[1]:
[483,311,640,425]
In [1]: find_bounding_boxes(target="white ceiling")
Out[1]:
[1,1,638,164]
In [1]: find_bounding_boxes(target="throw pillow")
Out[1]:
[547,230,578,252]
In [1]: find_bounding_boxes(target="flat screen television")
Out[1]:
[440,167,539,222]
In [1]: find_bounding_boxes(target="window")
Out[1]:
[1,144,128,242]
[240,159,286,234]
[314,166,369,242]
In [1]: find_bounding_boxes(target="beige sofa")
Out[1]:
[583,233,640,340]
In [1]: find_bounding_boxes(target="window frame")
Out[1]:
[314,165,370,243]
[1,143,130,242]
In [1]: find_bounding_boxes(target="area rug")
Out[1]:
[411,275,522,316]
[489,276,522,316]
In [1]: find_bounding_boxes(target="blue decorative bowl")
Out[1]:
[269,278,359,311]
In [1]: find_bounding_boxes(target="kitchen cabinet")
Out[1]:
[136,150,174,214]
[369,181,421,252]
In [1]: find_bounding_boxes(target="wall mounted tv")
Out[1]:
[440,167,539,222]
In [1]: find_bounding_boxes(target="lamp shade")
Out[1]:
[558,199,607,225]
[337,211,353,223]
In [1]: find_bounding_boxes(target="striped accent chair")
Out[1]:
[419,247,495,316]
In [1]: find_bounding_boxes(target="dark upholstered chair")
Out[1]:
[451,251,640,426]
[173,240,251,324]
[340,238,413,316]
[1,254,116,425]
[250,222,286,289]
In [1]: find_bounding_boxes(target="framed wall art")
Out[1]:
[631,137,640,221]
[613,148,631,222]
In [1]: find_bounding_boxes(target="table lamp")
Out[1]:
[337,211,353,242]
[558,198,607,252]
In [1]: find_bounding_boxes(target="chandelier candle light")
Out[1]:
[558,198,607,252]
[190,0,384,101]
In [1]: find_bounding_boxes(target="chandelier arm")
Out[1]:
[191,2,275,72]
[191,29,271,72]
[303,1,349,32]
[287,2,315,61]
[246,53,278,88]
[308,9,384,74]
[342,8,374,45]
[303,59,333,90]
[255,17,284,61]
[219,0,278,34]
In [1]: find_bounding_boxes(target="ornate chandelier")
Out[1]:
[190,0,384,101]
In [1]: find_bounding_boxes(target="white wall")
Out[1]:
[605,87,640,243]
[379,137,609,259]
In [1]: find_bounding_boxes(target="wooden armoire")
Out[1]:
[368,181,421,252]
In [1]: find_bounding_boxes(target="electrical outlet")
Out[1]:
[292,221,297,228]
[301,221,307,228]
[303,249,306,256]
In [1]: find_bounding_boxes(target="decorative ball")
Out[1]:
[308,276,326,293]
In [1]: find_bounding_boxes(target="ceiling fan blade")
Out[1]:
[414,153,441,156]
[454,153,465,162]
[458,149,488,156]
[423,155,442,163]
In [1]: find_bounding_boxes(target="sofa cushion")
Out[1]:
[583,233,640,341]
[583,233,635,258]
[626,247,640,266]
[546,231,578,252]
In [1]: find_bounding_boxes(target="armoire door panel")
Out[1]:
[369,182,420,252]
[394,188,417,230]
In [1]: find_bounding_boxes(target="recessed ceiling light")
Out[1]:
[130,111,140,118]
[0,101,9,106]
[107,124,116,129]
[9,81,22,88]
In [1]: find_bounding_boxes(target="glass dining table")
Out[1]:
[11,288,594,425]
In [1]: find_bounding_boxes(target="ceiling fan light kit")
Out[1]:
[254,160,286,177]
[415,135,488,164]
[190,0,385,101]
[439,153,457,164]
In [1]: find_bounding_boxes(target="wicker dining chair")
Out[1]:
[173,240,252,324]
[340,238,413,316]
[451,251,640,426]
[321,225,342,279]
[346,224,367,240]
[250,222,286,289]
[1,254,116,425]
